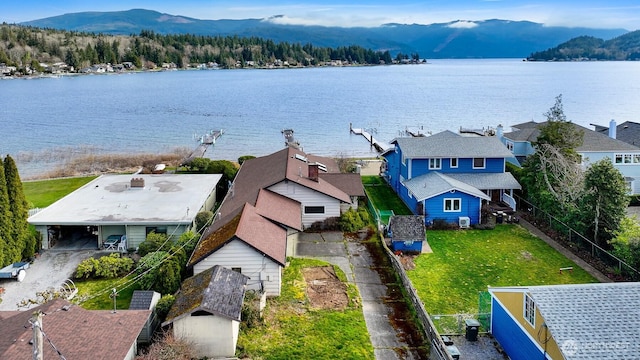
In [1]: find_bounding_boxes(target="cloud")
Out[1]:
[447,20,479,29]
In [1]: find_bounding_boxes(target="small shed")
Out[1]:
[388,215,425,253]
[162,265,248,358]
[129,290,161,344]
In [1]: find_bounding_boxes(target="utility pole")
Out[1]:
[32,311,43,360]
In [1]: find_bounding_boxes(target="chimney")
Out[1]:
[496,124,503,139]
[308,163,319,182]
[609,119,617,139]
[130,177,145,188]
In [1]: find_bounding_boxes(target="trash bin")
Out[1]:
[446,345,460,360]
[465,319,480,341]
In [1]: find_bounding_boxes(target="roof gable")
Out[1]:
[163,265,248,324]
[255,188,302,231]
[395,130,514,159]
[404,172,491,201]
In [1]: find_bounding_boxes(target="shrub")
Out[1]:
[339,207,370,232]
[138,232,170,257]
[74,253,134,279]
[155,294,176,322]
[238,155,255,165]
[137,251,182,295]
[430,218,458,230]
[195,211,213,233]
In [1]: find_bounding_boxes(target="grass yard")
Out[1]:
[362,176,412,223]
[74,275,141,310]
[237,258,374,360]
[408,225,598,315]
[23,176,97,208]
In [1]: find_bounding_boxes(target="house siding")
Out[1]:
[193,240,282,297]
[491,297,548,360]
[424,191,481,225]
[173,315,238,358]
[581,151,640,194]
[409,157,505,177]
[269,181,341,228]
[391,239,423,252]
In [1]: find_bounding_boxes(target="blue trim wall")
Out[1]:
[409,157,506,177]
[391,239,423,252]
[491,298,546,360]
[424,190,481,224]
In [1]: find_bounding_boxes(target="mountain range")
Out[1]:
[20,9,628,59]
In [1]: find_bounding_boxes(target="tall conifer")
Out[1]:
[0,159,14,267]
[5,155,36,259]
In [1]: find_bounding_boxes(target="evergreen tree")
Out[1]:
[580,159,629,246]
[5,155,37,259]
[0,159,15,267]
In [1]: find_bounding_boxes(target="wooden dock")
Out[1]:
[181,129,224,166]
[350,123,390,152]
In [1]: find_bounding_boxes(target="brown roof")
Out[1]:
[0,298,150,360]
[255,188,302,231]
[320,173,365,197]
[163,265,248,325]
[189,203,287,267]
[217,147,350,219]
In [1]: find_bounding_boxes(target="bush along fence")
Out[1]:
[374,230,454,360]
[516,194,640,280]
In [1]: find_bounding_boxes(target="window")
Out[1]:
[146,226,167,235]
[524,293,536,326]
[450,158,458,168]
[473,158,485,169]
[506,141,514,152]
[444,198,461,212]
[304,206,325,214]
[614,153,640,165]
[429,158,442,170]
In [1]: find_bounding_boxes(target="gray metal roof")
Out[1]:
[394,130,514,159]
[446,173,522,190]
[404,172,490,201]
[388,215,425,241]
[528,282,640,359]
[505,121,640,152]
[28,174,222,225]
[129,290,160,310]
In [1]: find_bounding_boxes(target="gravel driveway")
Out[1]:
[0,250,95,310]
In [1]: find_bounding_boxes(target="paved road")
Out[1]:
[295,231,426,359]
[0,250,95,310]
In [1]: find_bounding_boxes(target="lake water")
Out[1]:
[2,59,640,178]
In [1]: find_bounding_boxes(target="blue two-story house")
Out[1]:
[382,131,521,226]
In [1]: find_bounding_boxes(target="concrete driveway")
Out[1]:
[0,250,95,310]
[295,231,426,360]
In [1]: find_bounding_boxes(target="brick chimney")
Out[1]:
[130,177,145,188]
[308,163,319,182]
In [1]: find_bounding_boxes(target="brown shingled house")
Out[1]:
[0,298,150,360]
[188,147,364,297]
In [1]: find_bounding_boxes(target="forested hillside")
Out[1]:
[0,25,408,75]
[528,30,640,61]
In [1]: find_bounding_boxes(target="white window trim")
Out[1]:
[429,158,442,170]
[614,153,640,165]
[443,198,461,212]
[450,158,458,168]
[506,141,514,152]
[473,157,486,169]
[524,293,536,327]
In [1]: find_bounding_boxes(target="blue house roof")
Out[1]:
[393,131,514,159]
[404,172,491,201]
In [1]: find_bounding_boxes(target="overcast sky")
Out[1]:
[3,1,639,30]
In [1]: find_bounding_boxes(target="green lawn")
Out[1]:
[74,275,141,310]
[408,225,598,315]
[237,258,374,360]
[362,176,412,223]
[23,176,97,208]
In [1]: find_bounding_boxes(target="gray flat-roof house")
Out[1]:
[28,174,222,250]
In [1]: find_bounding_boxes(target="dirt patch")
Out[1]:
[302,266,349,310]
[397,254,417,270]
